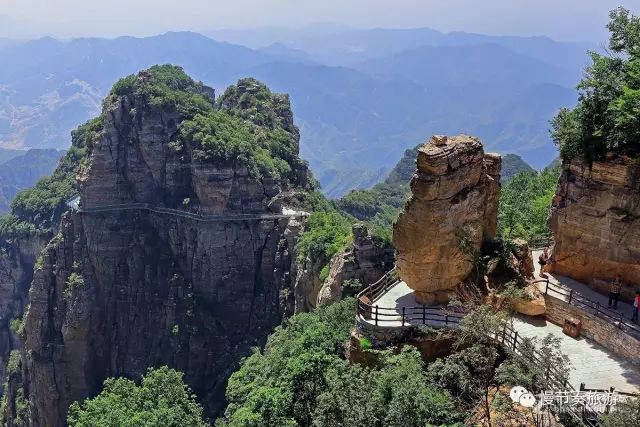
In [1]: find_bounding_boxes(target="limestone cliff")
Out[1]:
[3,66,313,426]
[318,224,395,305]
[393,135,501,304]
[549,155,640,297]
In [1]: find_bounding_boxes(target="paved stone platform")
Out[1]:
[532,250,635,319]
[512,315,640,393]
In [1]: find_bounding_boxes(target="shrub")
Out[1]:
[67,366,207,427]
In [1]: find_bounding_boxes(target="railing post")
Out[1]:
[580,383,585,391]
[545,279,549,295]
[512,331,518,350]
[375,305,378,326]
[445,314,449,326]
[568,290,573,305]
[422,305,426,324]
[402,307,406,327]
[619,312,624,329]
[595,302,600,317]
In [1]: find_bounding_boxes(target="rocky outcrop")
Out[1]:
[393,135,501,304]
[549,155,640,298]
[0,235,48,393]
[6,68,313,426]
[317,224,395,305]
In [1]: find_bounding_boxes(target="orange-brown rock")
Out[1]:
[393,135,501,304]
[513,285,546,316]
[549,155,640,298]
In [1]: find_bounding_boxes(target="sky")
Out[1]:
[0,0,638,41]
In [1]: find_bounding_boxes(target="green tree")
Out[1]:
[498,165,560,241]
[552,8,640,161]
[219,299,463,427]
[601,397,640,427]
[67,367,208,427]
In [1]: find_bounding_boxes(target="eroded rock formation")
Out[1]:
[393,135,501,304]
[317,223,395,305]
[549,155,640,297]
[5,69,313,426]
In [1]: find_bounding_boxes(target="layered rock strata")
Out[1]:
[393,135,501,304]
[549,155,640,298]
[5,69,312,426]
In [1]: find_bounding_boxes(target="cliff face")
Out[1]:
[318,224,395,305]
[549,155,640,296]
[393,135,501,304]
[5,67,313,426]
[0,235,47,393]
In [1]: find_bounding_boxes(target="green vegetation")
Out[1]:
[108,65,214,117]
[67,366,207,427]
[180,111,298,184]
[9,317,24,337]
[601,397,640,427]
[0,117,100,238]
[218,299,464,427]
[552,8,640,161]
[296,211,352,263]
[64,272,85,298]
[498,164,560,241]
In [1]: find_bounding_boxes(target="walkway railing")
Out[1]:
[537,279,640,337]
[356,270,464,328]
[75,202,309,223]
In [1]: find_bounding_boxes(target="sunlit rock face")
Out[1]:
[393,135,501,304]
[549,155,640,298]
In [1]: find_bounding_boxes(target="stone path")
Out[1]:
[532,250,635,323]
[512,315,640,393]
[368,274,640,393]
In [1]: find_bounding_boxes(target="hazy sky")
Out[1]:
[0,0,638,41]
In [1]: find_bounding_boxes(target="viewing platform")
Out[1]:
[356,270,464,330]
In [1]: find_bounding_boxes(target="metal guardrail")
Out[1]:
[356,270,464,328]
[358,271,589,425]
[75,202,309,222]
[537,279,640,338]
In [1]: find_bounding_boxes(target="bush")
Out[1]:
[552,8,640,161]
[296,211,352,263]
[67,366,207,427]
[218,300,463,427]
[498,165,560,241]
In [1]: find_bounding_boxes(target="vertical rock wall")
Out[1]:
[393,135,501,304]
[549,155,640,297]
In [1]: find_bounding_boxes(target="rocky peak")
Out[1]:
[3,67,313,426]
[79,66,311,215]
[393,134,501,304]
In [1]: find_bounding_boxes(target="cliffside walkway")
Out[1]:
[73,202,309,222]
[532,250,636,326]
[357,269,640,395]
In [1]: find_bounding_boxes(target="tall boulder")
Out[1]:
[393,135,501,304]
[549,155,640,298]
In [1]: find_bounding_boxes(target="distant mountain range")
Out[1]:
[0,149,64,214]
[0,27,590,197]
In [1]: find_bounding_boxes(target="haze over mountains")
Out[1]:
[0,26,590,196]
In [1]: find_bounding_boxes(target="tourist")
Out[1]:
[538,247,549,276]
[608,275,623,309]
[633,291,640,323]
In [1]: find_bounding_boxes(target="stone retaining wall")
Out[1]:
[544,295,640,366]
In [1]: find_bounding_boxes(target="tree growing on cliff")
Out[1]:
[219,299,464,427]
[67,367,208,427]
[552,7,640,162]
